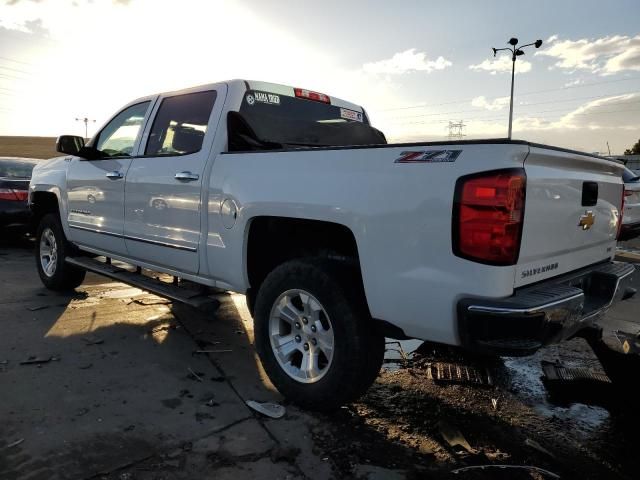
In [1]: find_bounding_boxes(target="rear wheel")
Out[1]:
[253,258,384,411]
[35,213,86,291]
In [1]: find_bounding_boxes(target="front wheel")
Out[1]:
[35,213,86,291]
[253,259,384,411]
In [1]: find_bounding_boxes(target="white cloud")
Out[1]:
[471,95,510,111]
[469,55,532,75]
[536,34,640,74]
[563,78,584,87]
[362,49,452,75]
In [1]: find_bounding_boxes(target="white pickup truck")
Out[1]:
[29,79,636,409]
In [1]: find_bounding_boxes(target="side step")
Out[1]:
[66,256,220,311]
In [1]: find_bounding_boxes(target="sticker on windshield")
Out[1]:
[340,108,363,122]
[249,91,280,105]
[394,150,462,163]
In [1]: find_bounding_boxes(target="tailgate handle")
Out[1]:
[582,181,598,207]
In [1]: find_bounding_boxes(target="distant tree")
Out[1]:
[625,138,640,155]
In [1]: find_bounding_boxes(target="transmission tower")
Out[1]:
[447,120,466,140]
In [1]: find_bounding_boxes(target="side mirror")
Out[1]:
[56,135,85,156]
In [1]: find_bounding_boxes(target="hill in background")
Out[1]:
[0,136,59,159]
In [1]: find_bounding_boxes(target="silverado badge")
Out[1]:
[579,211,595,230]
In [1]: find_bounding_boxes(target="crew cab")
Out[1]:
[29,79,635,409]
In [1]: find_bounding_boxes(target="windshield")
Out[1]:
[232,89,386,150]
[623,167,639,183]
[0,158,37,178]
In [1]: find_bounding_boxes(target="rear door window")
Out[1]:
[145,91,217,156]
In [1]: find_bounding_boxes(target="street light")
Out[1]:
[492,37,543,139]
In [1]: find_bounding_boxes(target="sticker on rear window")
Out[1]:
[248,91,280,105]
[340,108,363,122]
[395,150,462,163]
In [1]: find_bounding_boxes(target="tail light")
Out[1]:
[453,169,526,265]
[294,88,331,104]
[0,188,28,201]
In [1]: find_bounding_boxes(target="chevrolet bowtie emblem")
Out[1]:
[579,211,595,230]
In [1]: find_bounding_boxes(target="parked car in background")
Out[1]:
[620,167,640,241]
[0,157,39,231]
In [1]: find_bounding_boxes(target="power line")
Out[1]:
[382,98,640,124]
[383,90,640,120]
[390,105,640,126]
[371,76,640,113]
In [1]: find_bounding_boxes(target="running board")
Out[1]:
[66,256,220,311]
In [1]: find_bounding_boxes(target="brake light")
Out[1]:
[0,188,27,201]
[453,169,526,265]
[294,88,331,104]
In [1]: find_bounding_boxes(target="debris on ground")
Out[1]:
[270,445,301,463]
[437,420,476,454]
[0,359,7,372]
[541,360,610,384]
[432,361,492,386]
[4,438,24,449]
[78,363,93,370]
[26,305,50,311]
[210,375,226,382]
[491,398,499,410]
[149,324,178,334]
[451,464,560,479]
[19,356,58,365]
[525,438,556,459]
[82,335,104,345]
[246,400,286,419]
[187,367,204,382]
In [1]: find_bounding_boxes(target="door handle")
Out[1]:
[105,171,124,179]
[175,171,199,181]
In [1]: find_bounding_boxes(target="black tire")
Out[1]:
[35,213,86,291]
[253,258,384,411]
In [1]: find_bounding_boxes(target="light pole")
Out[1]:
[492,37,542,139]
[75,116,96,140]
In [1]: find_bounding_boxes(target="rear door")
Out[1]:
[516,147,625,287]
[66,101,153,255]
[123,84,226,274]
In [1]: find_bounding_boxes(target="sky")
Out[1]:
[0,0,638,154]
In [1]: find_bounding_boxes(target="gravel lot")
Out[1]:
[1,233,639,480]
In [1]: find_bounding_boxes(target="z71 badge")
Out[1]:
[394,150,462,163]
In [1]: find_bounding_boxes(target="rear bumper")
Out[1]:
[620,221,640,241]
[457,261,636,356]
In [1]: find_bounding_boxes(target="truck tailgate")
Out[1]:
[516,146,624,288]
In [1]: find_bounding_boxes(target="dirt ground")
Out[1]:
[0,136,58,159]
[1,233,639,480]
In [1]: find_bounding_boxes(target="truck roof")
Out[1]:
[127,79,365,114]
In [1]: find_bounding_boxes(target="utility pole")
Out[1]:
[491,37,543,139]
[607,141,612,156]
[75,116,96,140]
[448,120,466,140]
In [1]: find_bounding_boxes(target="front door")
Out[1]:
[123,86,224,274]
[66,101,153,256]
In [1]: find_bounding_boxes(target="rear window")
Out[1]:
[0,159,36,178]
[231,90,386,150]
[623,167,639,183]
